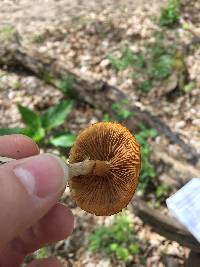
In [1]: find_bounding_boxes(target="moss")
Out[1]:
[0,25,16,42]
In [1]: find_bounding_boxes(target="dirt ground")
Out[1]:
[0,0,167,25]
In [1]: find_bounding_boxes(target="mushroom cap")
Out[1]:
[69,122,141,216]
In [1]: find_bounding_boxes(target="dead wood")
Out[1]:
[131,197,200,252]
[185,251,200,267]
[153,151,200,187]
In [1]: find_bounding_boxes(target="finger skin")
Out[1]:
[0,204,74,267]
[0,135,73,267]
[0,154,67,245]
[33,203,74,244]
[27,258,64,267]
[11,203,74,254]
[0,134,39,159]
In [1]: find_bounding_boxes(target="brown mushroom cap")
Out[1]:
[69,122,141,216]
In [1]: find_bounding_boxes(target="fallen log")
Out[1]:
[186,251,200,267]
[153,150,200,186]
[131,197,200,252]
[0,31,198,165]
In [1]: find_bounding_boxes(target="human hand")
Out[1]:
[0,135,74,267]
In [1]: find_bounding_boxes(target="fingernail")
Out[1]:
[13,154,69,198]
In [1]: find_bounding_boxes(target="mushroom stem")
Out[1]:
[68,160,96,177]
[0,156,110,177]
[0,156,14,164]
[68,159,110,177]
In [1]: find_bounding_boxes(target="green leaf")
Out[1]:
[0,128,22,135]
[112,101,133,121]
[21,127,45,142]
[108,49,145,71]
[137,80,152,93]
[149,55,173,80]
[110,243,118,252]
[156,184,169,198]
[116,247,129,261]
[159,0,180,27]
[49,133,76,148]
[183,82,195,93]
[108,54,129,71]
[18,105,41,129]
[129,244,140,254]
[41,100,73,131]
[103,113,111,122]
[35,247,49,259]
[58,75,77,98]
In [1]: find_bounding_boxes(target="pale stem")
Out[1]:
[0,156,109,177]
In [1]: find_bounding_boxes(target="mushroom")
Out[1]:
[68,122,141,216]
[0,122,141,216]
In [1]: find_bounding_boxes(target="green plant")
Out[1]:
[31,33,46,43]
[0,25,16,42]
[109,34,177,93]
[112,99,133,121]
[135,125,157,195]
[183,82,195,93]
[151,183,171,208]
[136,80,152,93]
[148,54,173,80]
[159,0,180,27]
[0,101,76,148]
[108,48,145,71]
[156,184,170,199]
[58,75,77,98]
[145,33,176,81]
[102,113,112,122]
[49,133,76,148]
[88,213,140,262]
[0,128,21,135]
[35,247,49,259]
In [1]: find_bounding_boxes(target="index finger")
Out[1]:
[0,135,39,159]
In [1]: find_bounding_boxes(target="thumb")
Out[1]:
[0,154,68,245]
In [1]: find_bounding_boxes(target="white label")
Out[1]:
[166,178,200,243]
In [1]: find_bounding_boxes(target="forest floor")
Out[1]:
[0,0,200,266]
